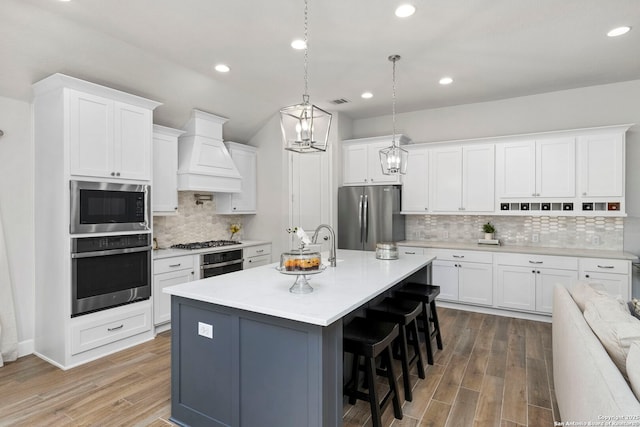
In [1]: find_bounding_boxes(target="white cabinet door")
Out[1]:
[496,140,536,198]
[153,269,194,325]
[496,265,536,311]
[431,147,462,212]
[343,143,368,185]
[152,125,183,215]
[458,262,493,306]
[69,90,113,178]
[114,102,152,180]
[578,133,624,197]
[536,137,575,197]
[535,268,577,314]
[217,143,257,214]
[582,272,629,299]
[68,90,152,181]
[401,147,429,212]
[462,144,495,212]
[432,259,459,301]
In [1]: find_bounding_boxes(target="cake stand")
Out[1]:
[276,265,326,294]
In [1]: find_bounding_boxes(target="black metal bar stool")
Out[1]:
[394,283,443,365]
[366,297,426,402]
[343,317,403,427]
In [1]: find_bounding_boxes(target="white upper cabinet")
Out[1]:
[430,144,494,213]
[496,137,575,199]
[401,147,429,213]
[578,132,624,198]
[68,90,154,181]
[342,135,410,185]
[152,125,185,215]
[216,142,258,214]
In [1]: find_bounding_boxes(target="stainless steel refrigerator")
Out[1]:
[338,185,405,251]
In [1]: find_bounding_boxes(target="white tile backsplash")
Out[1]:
[405,215,624,250]
[153,191,243,248]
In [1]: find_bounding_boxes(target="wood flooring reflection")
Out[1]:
[0,308,557,426]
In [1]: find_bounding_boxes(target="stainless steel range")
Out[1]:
[171,240,243,278]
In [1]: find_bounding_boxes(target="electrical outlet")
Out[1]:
[443,230,449,239]
[532,233,539,243]
[198,322,213,339]
[592,235,600,245]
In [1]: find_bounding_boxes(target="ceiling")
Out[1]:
[2,0,640,142]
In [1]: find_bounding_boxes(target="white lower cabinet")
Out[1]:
[496,253,578,314]
[427,249,493,306]
[243,244,272,269]
[70,300,152,356]
[153,255,196,326]
[579,258,631,299]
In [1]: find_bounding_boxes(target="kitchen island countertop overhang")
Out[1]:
[164,249,435,326]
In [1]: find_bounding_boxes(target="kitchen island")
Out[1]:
[164,249,433,427]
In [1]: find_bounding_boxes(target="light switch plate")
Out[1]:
[198,322,213,339]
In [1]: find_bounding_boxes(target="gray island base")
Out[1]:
[164,249,433,427]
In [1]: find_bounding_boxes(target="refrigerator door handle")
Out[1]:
[358,195,364,243]
[363,195,369,243]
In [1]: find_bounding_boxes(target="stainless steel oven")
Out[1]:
[71,233,151,317]
[200,249,243,278]
[70,180,150,234]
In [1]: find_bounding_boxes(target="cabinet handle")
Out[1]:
[108,324,124,332]
[528,261,543,264]
[111,172,115,176]
[169,263,181,268]
[532,270,536,273]
[537,270,541,274]
[596,265,614,269]
[452,255,464,258]
[116,172,120,177]
[585,274,590,278]
[583,192,587,196]
[256,249,264,253]
[404,251,416,255]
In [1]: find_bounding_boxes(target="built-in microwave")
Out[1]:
[70,180,150,234]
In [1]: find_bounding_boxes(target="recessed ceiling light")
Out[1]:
[395,4,416,18]
[607,26,631,37]
[361,92,373,99]
[291,39,307,50]
[59,0,71,2]
[214,64,230,73]
[439,77,453,85]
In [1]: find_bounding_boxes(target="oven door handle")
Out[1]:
[71,246,152,259]
[201,259,244,270]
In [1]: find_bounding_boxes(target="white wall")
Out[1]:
[0,96,34,355]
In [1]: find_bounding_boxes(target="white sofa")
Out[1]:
[552,285,640,422]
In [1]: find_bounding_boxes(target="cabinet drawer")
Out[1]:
[244,254,272,269]
[70,302,152,355]
[397,246,425,256]
[579,258,629,274]
[425,249,492,264]
[154,255,194,274]
[496,253,577,270]
[244,244,271,258]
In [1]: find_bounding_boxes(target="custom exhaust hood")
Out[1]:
[177,110,242,193]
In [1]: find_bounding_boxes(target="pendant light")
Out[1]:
[379,54,408,175]
[280,0,332,153]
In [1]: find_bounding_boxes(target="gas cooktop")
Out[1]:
[170,240,241,250]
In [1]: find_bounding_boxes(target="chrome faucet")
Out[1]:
[312,224,337,267]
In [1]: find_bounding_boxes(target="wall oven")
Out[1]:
[70,180,150,234]
[71,233,151,317]
[201,250,243,278]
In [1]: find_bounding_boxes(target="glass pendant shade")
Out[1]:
[280,95,332,153]
[379,142,409,175]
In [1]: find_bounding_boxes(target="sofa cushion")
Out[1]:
[570,282,610,312]
[584,295,640,380]
[628,342,640,401]
[629,298,640,321]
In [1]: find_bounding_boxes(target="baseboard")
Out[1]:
[18,339,34,357]
[437,301,552,323]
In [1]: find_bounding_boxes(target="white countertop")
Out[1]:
[397,240,638,261]
[163,249,434,326]
[153,240,271,259]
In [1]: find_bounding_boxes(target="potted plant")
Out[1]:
[482,222,495,240]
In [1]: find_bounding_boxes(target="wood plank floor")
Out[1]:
[0,308,558,426]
